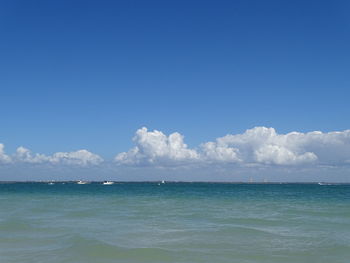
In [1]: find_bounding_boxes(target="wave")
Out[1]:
[59,235,177,262]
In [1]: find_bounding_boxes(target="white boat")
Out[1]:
[48,182,54,185]
[103,181,114,185]
[318,182,332,186]
[161,180,165,184]
[77,180,88,185]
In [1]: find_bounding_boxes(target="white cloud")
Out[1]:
[213,127,350,165]
[254,144,317,165]
[200,141,241,163]
[115,127,199,165]
[2,126,350,169]
[14,147,103,166]
[15,146,50,163]
[0,144,11,164]
[48,150,103,166]
[205,127,318,165]
[115,127,350,166]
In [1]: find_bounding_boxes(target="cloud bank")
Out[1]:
[1,126,350,170]
[0,145,103,166]
[115,127,350,167]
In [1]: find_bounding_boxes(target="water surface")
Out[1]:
[0,182,349,263]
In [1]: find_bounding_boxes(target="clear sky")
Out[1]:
[0,0,349,181]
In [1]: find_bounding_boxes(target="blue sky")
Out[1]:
[0,0,349,181]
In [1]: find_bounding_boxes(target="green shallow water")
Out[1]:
[0,182,349,263]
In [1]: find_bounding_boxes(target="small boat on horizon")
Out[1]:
[103,181,114,185]
[318,182,333,186]
[158,180,165,186]
[77,180,88,185]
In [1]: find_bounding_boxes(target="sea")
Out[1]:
[0,182,349,263]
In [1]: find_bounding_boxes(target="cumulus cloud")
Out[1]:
[0,144,11,164]
[200,141,241,163]
[13,147,103,166]
[210,127,350,165]
[115,126,350,167]
[15,147,50,163]
[204,127,318,165]
[2,126,350,169]
[48,150,103,166]
[115,127,199,165]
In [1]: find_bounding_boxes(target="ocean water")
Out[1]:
[0,182,349,263]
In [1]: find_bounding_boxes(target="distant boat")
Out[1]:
[103,181,114,185]
[318,182,332,186]
[48,182,54,185]
[161,180,165,184]
[77,180,88,185]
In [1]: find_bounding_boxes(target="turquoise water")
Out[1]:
[0,182,349,263]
